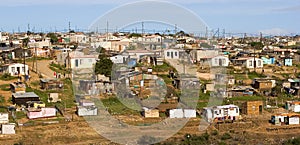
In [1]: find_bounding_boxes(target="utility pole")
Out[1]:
[141,21,144,36]
[217,28,220,39]
[67,21,71,79]
[23,43,26,80]
[27,23,30,33]
[106,21,109,41]
[161,33,163,58]
[69,21,71,42]
[35,44,37,73]
[205,27,208,39]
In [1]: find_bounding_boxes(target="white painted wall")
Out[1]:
[246,58,263,68]
[7,63,29,76]
[164,49,180,59]
[211,56,229,67]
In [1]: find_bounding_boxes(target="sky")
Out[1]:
[0,0,299,35]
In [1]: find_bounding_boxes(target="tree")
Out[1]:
[47,33,58,44]
[250,42,263,48]
[128,33,142,38]
[95,49,113,77]
[98,47,107,59]
[22,38,29,48]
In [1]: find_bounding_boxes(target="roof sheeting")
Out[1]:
[12,92,39,98]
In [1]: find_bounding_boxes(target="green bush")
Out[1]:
[284,137,300,145]
[221,133,232,140]
[0,95,6,104]
[211,130,218,136]
[218,141,227,145]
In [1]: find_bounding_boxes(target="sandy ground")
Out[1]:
[27,60,55,79]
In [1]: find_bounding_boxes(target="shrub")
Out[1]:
[221,133,232,140]
[211,130,218,136]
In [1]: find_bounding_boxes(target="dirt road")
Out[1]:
[165,59,197,76]
[27,60,55,79]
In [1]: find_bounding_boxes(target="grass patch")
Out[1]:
[61,78,75,108]
[0,95,6,104]
[0,107,7,112]
[25,78,75,108]
[101,97,140,115]
[234,73,247,80]
[30,80,40,87]
[0,84,10,91]
[26,57,52,62]
[15,111,27,119]
[229,95,263,102]
[197,101,208,109]
[49,63,70,74]
[247,71,266,79]
[199,92,210,101]
[0,73,18,81]
[158,74,173,85]
[153,62,176,72]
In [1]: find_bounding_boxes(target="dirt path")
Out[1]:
[165,59,197,76]
[27,60,55,79]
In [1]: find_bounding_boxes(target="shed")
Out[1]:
[286,101,300,112]
[12,92,40,106]
[1,124,15,134]
[27,108,57,119]
[271,113,300,126]
[40,79,63,90]
[203,104,240,123]
[173,76,200,90]
[242,101,263,116]
[77,106,98,116]
[211,55,230,67]
[1,63,29,76]
[253,78,276,90]
[284,57,293,66]
[142,107,159,118]
[183,109,197,118]
[79,100,95,107]
[169,109,184,118]
[228,86,254,97]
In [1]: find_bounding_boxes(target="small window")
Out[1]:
[75,59,79,67]
[258,60,261,66]
[249,60,253,67]
[175,52,178,56]
[167,52,170,57]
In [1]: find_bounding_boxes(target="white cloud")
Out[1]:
[259,28,290,36]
